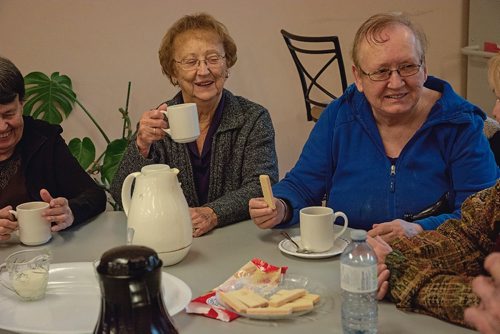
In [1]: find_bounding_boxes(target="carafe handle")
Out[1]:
[121,172,141,216]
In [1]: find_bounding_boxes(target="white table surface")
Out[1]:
[0,211,477,334]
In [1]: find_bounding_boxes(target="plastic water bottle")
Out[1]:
[340,230,378,334]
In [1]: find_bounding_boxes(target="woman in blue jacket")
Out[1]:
[249,12,499,242]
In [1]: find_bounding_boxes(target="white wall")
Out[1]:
[0,0,468,177]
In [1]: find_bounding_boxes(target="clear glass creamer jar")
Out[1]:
[94,245,179,334]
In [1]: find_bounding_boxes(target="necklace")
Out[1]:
[0,152,21,190]
[200,123,211,133]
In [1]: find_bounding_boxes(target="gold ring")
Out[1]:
[153,127,157,135]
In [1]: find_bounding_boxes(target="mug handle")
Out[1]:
[8,210,17,220]
[160,110,172,136]
[121,172,141,216]
[332,211,349,241]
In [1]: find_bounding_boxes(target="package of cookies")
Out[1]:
[186,258,288,322]
[217,286,321,319]
[216,258,288,295]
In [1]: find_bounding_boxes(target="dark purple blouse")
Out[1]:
[186,96,225,205]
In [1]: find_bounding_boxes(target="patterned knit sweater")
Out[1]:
[110,89,278,227]
[386,180,500,327]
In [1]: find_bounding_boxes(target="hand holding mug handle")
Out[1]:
[8,209,17,220]
[160,110,172,137]
[0,206,17,240]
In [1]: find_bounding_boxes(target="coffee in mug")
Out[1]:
[161,103,200,143]
[9,201,52,246]
[300,206,348,252]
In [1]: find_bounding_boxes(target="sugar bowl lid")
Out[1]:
[96,245,162,277]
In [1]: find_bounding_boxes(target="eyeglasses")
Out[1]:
[174,54,226,71]
[360,63,422,81]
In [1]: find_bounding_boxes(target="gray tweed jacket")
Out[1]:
[110,89,278,227]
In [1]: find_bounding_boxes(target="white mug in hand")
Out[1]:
[161,103,200,143]
[300,206,348,252]
[9,201,52,246]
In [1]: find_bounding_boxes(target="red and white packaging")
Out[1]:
[185,258,288,322]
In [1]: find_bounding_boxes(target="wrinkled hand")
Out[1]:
[249,197,284,229]
[368,219,423,242]
[464,253,500,334]
[40,189,74,232]
[136,103,168,157]
[367,236,393,300]
[367,235,393,264]
[190,207,218,237]
[0,206,18,240]
[376,263,390,300]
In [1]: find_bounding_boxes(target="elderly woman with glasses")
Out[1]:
[249,12,498,241]
[111,13,278,237]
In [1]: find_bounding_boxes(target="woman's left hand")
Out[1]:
[190,207,218,237]
[40,189,74,232]
[368,219,423,242]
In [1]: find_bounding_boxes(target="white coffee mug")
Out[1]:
[161,103,200,143]
[300,206,348,252]
[9,202,52,246]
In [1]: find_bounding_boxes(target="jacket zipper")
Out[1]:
[390,163,396,192]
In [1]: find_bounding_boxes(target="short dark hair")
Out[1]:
[0,56,25,104]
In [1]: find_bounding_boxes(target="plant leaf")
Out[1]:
[23,71,76,124]
[101,138,129,184]
[68,137,96,170]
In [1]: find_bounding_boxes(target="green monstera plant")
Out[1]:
[23,72,134,209]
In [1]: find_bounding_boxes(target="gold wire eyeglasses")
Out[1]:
[174,54,226,71]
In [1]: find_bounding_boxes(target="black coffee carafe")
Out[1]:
[94,245,179,333]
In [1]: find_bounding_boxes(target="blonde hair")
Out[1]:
[158,13,237,85]
[351,12,427,67]
[488,54,500,92]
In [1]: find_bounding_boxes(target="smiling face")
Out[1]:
[352,23,427,120]
[0,96,24,161]
[172,29,228,106]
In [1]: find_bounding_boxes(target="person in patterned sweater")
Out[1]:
[369,180,498,328]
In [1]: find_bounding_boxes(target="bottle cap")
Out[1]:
[350,229,367,241]
[96,245,162,277]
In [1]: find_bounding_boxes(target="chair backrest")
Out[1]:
[281,29,348,121]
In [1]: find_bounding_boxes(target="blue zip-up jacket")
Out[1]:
[274,76,499,231]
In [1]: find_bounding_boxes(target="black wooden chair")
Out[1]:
[281,29,348,121]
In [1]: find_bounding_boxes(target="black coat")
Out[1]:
[19,116,106,225]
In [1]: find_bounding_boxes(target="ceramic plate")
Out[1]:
[215,274,325,320]
[0,262,191,334]
[278,236,349,259]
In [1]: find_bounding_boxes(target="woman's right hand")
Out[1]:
[136,103,169,158]
[249,197,284,229]
[0,206,18,240]
[367,236,392,300]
